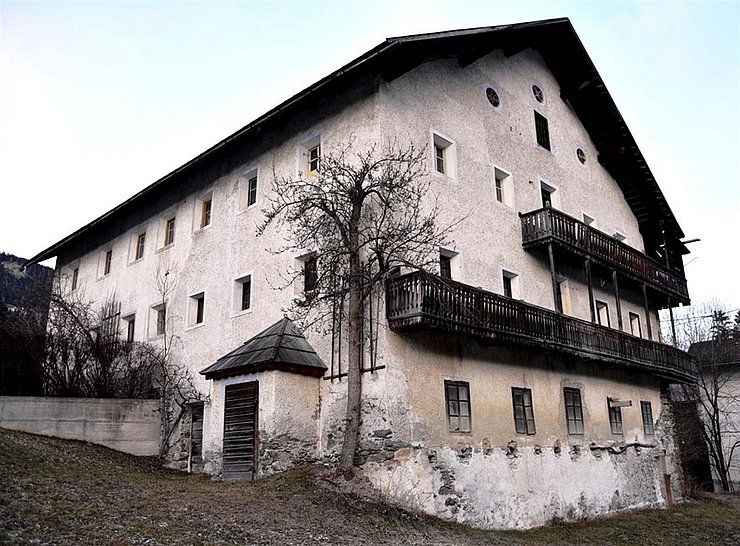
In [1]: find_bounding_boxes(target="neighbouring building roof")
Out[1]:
[689,340,740,369]
[200,317,327,380]
[26,17,689,271]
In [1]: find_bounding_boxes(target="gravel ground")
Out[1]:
[1,428,739,545]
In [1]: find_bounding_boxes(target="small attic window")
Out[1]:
[532,84,544,103]
[576,147,586,165]
[485,85,501,108]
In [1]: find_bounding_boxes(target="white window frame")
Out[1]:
[187,292,206,329]
[501,267,521,299]
[97,247,113,279]
[232,273,254,317]
[294,251,318,296]
[122,313,136,343]
[193,190,213,233]
[238,167,259,212]
[431,130,457,181]
[629,311,643,338]
[539,178,561,209]
[493,165,514,208]
[148,303,167,339]
[439,246,462,281]
[613,230,628,244]
[298,133,322,178]
[157,209,177,251]
[128,226,148,264]
[596,300,611,328]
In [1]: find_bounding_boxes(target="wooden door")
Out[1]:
[222,381,258,481]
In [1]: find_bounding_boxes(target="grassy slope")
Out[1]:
[1,428,739,545]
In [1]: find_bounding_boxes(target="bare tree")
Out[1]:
[259,138,458,473]
[42,276,158,398]
[676,304,740,492]
[151,260,208,457]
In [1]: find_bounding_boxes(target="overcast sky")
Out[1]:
[1,1,738,312]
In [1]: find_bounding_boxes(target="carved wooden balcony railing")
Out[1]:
[520,207,690,304]
[386,272,696,383]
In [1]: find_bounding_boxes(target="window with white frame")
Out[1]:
[163,216,176,247]
[502,269,520,299]
[134,232,146,261]
[493,166,513,207]
[123,314,136,343]
[540,180,559,209]
[295,253,318,296]
[238,168,259,211]
[71,267,79,291]
[149,304,166,338]
[439,248,460,280]
[432,132,456,179]
[300,135,321,177]
[193,192,213,232]
[596,300,610,327]
[99,249,113,277]
[234,275,252,313]
[557,279,572,315]
[188,293,205,327]
[629,312,642,337]
[614,230,628,243]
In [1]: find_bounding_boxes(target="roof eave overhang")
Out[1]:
[201,361,327,381]
[25,17,687,268]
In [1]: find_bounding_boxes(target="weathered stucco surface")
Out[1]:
[48,38,686,529]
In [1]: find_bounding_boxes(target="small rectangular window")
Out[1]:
[609,401,623,435]
[641,401,655,435]
[135,233,146,260]
[629,312,642,337]
[155,306,166,336]
[247,176,258,207]
[71,268,79,291]
[445,380,471,433]
[308,144,321,175]
[503,274,513,298]
[124,315,136,343]
[534,111,550,150]
[439,254,452,279]
[512,387,536,435]
[304,256,318,293]
[165,217,176,246]
[564,387,584,435]
[200,199,212,228]
[596,300,610,327]
[432,133,455,179]
[502,270,518,299]
[435,145,445,174]
[240,276,252,311]
[493,167,512,207]
[103,250,112,276]
[582,214,596,227]
[189,293,205,326]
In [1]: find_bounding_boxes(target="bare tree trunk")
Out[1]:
[340,216,363,474]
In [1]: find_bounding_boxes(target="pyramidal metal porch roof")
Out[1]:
[200,317,327,380]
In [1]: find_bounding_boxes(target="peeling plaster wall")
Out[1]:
[363,442,665,530]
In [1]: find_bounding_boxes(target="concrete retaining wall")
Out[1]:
[0,396,161,456]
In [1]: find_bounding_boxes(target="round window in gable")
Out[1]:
[532,84,544,103]
[485,85,501,108]
[576,147,586,164]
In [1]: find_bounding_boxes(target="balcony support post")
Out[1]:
[612,270,623,331]
[548,242,562,313]
[668,297,677,345]
[642,283,653,340]
[585,258,596,323]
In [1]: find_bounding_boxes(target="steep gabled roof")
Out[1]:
[200,317,327,380]
[26,18,687,271]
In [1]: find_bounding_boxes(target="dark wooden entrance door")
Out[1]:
[222,381,258,480]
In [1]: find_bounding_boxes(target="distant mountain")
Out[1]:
[0,253,53,308]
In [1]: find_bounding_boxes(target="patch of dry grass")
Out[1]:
[1,429,738,545]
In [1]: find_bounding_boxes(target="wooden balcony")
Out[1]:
[386,272,696,383]
[520,207,689,304]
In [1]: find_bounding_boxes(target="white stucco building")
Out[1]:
[28,19,697,529]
